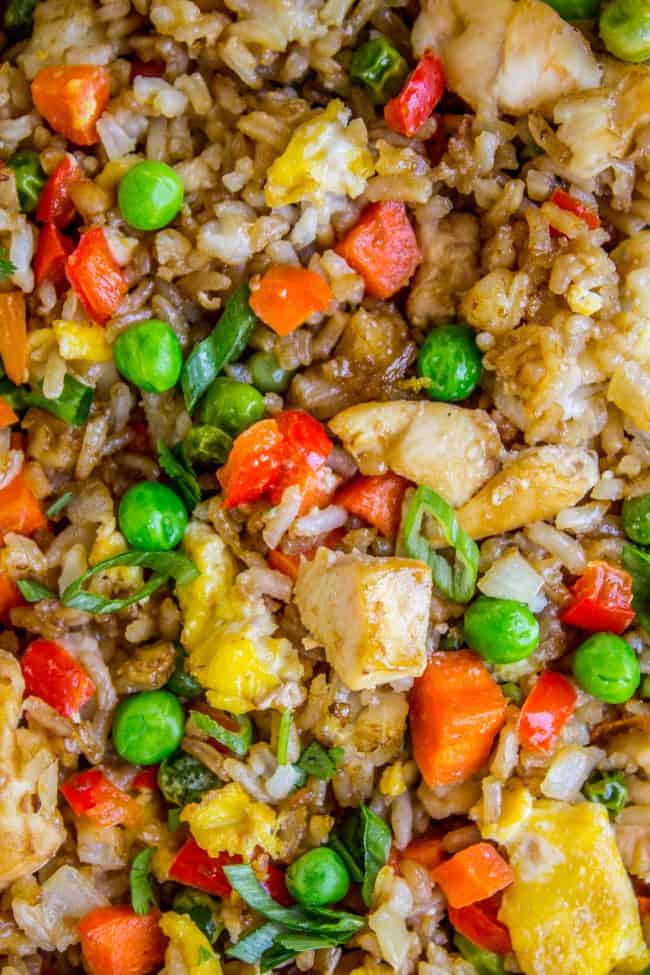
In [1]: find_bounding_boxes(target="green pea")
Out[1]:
[464,595,540,664]
[573,632,640,703]
[172,890,223,944]
[112,689,184,764]
[600,0,650,61]
[118,161,184,231]
[248,351,294,394]
[583,770,628,815]
[198,377,265,437]
[119,482,187,551]
[622,494,650,545]
[417,323,482,403]
[542,0,601,18]
[158,750,220,806]
[166,644,203,699]
[350,36,409,104]
[6,151,46,212]
[113,319,182,393]
[286,847,350,907]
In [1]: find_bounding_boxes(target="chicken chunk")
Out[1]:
[294,548,432,691]
[413,0,600,118]
[457,445,599,539]
[329,401,502,508]
[407,210,480,327]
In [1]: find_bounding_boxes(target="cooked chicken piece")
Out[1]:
[329,401,502,508]
[408,210,480,327]
[294,548,432,691]
[457,445,599,539]
[413,0,600,118]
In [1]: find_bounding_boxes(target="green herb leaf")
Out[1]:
[17,579,56,602]
[181,283,259,413]
[296,742,343,781]
[173,890,223,945]
[184,424,233,465]
[328,837,364,884]
[27,374,94,426]
[0,247,15,280]
[332,804,391,907]
[46,491,75,518]
[130,848,157,916]
[623,544,650,634]
[277,709,293,766]
[190,709,253,758]
[157,440,201,511]
[227,923,283,963]
[400,485,478,603]
[61,549,199,615]
[453,932,504,975]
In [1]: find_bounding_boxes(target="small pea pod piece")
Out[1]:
[158,750,221,806]
[350,36,409,104]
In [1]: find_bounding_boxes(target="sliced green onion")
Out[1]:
[61,549,199,615]
[296,742,343,781]
[227,923,283,963]
[130,848,157,916]
[454,932,504,975]
[0,247,16,280]
[184,424,233,465]
[260,945,298,972]
[157,440,201,511]
[28,375,94,426]
[46,491,75,518]
[17,579,56,602]
[277,709,293,766]
[182,283,259,413]
[190,709,253,758]
[401,485,479,603]
[350,36,409,104]
[622,543,650,635]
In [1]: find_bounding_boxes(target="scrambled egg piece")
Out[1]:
[88,518,143,591]
[160,912,222,975]
[177,521,302,713]
[294,548,431,691]
[53,321,112,363]
[181,782,279,859]
[474,783,649,975]
[265,100,374,207]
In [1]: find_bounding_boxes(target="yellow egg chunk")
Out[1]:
[478,789,649,975]
[177,521,302,713]
[264,100,374,207]
[159,912,223,975]
[53,320,112,362]
[181,781,279,859]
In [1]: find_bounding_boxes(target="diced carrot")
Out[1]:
[0,470,47,538]
[249,265,333,336]
[0,396,18,427]
[35,155,83,227]
[66,228,128,325]
[409,651,507,789]
[0,572,24,622]
[431,842,514,909]
[335,201,421,299]
[0,292,28,385]
[401,834,445,872]
[33,223,75,291]
[335,471,409,539]
[78,906,167,975]
[31,65,111,147]
[448,895,512,954]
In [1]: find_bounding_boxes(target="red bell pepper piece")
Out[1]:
[561,561,635,635]
[130,60,166,82]
[335,471,409,539]
[31,65,111,147]
[0,469,47,537]
[168,839,242,896]
[21,639,96,718]
[34,223,75,291]
[261,862,293,906]
[66,228,128,325]
[132,766,159,791]
[35,154,83,228]
[518,671,577,754]
[335,200,421,299]
[78,906,167,975]
[384,51,445,138]
[448,895,512,955]
[219,418,286,509]
[61,768,142,826]
[275,410,332,471]
[549,188,600,236]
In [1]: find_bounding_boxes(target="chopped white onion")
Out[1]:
[540,745,604,801]
[478,549,546,613]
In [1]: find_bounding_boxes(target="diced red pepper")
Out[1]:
[34,223,75,291]
[130,60,166,82]
[335,200,421,299]
[335,471,409,539]
[275,410,332,472]
[561,561,635,635]
[132,766,159,791]
[0,572,24,622]
[61,768,142,826]
[549,188,600,236]
[21,639,96,718]
[261,862,293,906]
[35,154,83,228]
[219,418,286,509]
[518,671,577,754]
[384,51,445,138]
[168,839,242,896]
[448,895,512,955]
[66,228,128,325]
[31,65,111,147]
[431,842,514,909]
[0,469,47,537]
